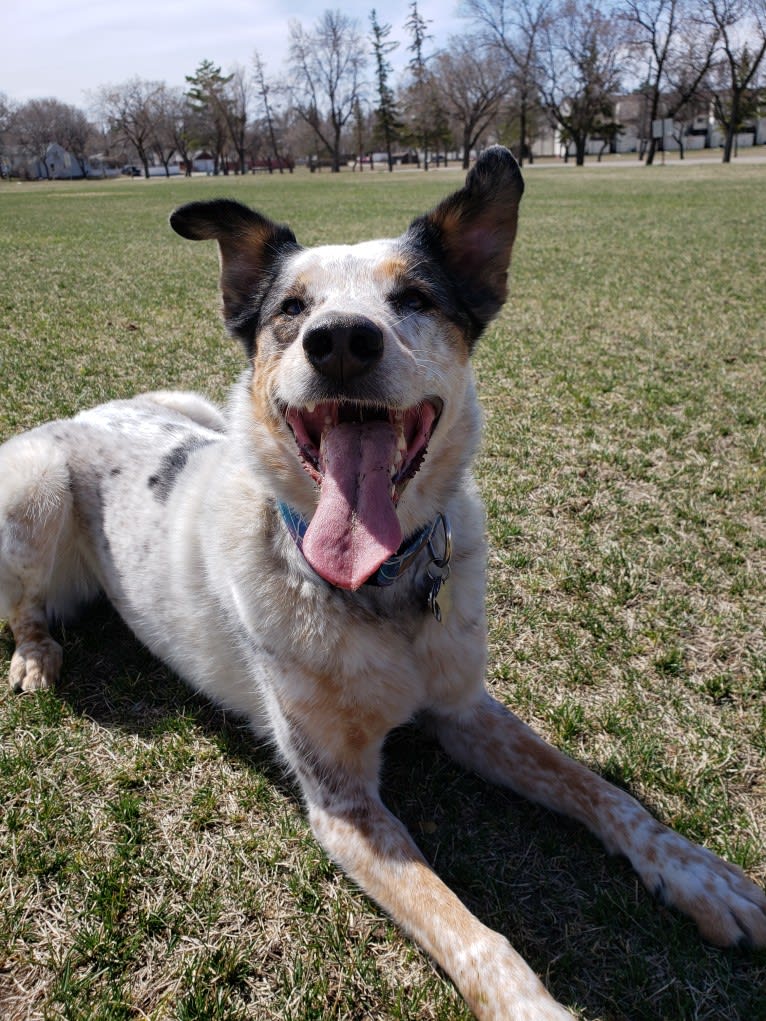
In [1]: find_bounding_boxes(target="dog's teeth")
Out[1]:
[305,401,316,413]
[393,411,407,454]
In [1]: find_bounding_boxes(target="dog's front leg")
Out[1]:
[308,789,574,1021]
[431,692,766,948]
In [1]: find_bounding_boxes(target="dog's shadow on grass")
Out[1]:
[40,601,766,1021]
[51,600,290,791]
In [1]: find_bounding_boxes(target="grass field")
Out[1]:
[1,161,765,1021]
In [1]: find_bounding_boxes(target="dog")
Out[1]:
[1,147,764,1020]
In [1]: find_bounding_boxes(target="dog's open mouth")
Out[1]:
[284,400,441,590]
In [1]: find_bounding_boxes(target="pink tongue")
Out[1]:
[302,420,402,590]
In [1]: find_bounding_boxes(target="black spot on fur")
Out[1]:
[148,437,214,503]
[225,245,304,357]
[393,237,475,338]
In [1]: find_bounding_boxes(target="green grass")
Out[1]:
[1,162,765,1020]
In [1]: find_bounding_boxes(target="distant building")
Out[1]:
[25,143,85,180]
[11,143,122,180]
[528,90,765,159]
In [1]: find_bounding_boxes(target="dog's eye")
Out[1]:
[394,289,432,314]
[281,297,306,317]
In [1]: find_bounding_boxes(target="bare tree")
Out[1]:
[165,88,204,176]
[461,0,551,164]
[433,36,511,167]
[56,104,94,176]
[662,29,722,151]
[145,84,179,176]
[253,51,291,172]
[15,99,57,178]
[703,0,766,161]
[538,0,626,165]
[95,79,165,177]
[668,88,712,155]
[14,98,93,178]
[0,93,16,177]
[0,93,14,137]
[621,0,718,163]
[288,9,367,172]
[222,65,253,174]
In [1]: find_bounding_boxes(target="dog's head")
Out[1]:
[170,147,523,591]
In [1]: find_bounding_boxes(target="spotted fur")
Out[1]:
[1,148,763,1020]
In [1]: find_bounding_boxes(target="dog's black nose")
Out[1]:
[303,316,384,383]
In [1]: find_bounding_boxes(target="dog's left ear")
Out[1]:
[406,146,524,343]
[170,199,299,353]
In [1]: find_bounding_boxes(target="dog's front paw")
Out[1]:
[637,825,766,948]
[9,637,62,693]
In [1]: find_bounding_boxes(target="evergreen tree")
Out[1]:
[185,60,233,174]
[370,9,401,171]
[404,0,433,169]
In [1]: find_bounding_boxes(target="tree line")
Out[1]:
[1,0,764,178]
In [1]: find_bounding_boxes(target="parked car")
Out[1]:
[121,165,142,177]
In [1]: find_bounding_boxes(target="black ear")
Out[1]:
[405,146,524,343]
[170,199,299,353]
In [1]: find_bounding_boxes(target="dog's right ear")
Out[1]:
[170,199,299,353]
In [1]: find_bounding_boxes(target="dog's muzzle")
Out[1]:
[283,398,441,591]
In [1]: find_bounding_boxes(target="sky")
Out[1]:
[3,0,466,111]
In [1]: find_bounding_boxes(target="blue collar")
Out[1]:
[277,501,434,588]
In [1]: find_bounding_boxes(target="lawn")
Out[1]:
[1,161,765,1021]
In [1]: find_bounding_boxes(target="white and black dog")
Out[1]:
[1,147,763,1020]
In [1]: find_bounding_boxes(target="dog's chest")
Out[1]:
[244,539,487,729]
